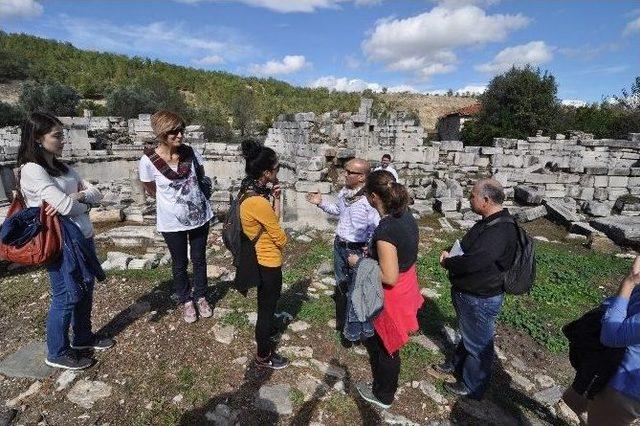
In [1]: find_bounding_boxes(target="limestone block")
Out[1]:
[566,185,581,198]
[454,152,476,166]
[584,167,608,175]
[609,176,629,187]
[578,175,595,187]
[592,175,608,188]
[481,147,503,155]
[298,170,323,182]
[558,174,580,184]
[294,181,331,194]
[514,186,544,205]
[578,188,595,201]
[445,178,464,198]
[434,198,458,213]
[608,188,629,201]
[474,157,490,167]
[513,205,547,222]
[594,188,608,201]
[440,141,463,151]
[524,173,558,184]
[493,138,518,149]
[544,200,581,226]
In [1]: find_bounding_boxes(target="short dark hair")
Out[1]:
[381,154,391,161]
[365,170,409,217]
[17,112,68,177]
[241,139,278,180]
[480,181,505,204]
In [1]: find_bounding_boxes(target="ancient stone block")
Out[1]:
[434,198,458,213]
[440,141,463,151]
[523,173,558,184]
[513,205,547,222]
[294,181,331,194]
[514,185,544,205]
[609,176,629,187]
[578,187,594,201]
[544,200,581,227]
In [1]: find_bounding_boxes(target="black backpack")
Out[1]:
[222,191,264,295]
[483,216,536,295]
[562,306,626,399]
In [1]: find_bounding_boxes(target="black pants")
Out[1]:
[256,265,283,358]
[364,333,401,405]
[161,222,210,304]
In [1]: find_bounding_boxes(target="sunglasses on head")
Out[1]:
[166,126,185,136]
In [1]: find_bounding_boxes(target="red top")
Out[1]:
[373,264,424,354]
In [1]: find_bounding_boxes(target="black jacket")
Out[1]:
[443,209,517,297]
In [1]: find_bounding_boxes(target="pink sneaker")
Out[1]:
[183,301,197,323]
[196,297,213,318]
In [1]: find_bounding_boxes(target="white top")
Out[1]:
[318,188,380,243]
[139,148,213,232]
[20,162,102,238]
[374,165,399,181]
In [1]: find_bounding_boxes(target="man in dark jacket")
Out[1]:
[437,178,517,399]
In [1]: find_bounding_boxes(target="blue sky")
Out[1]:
[0,0,638,103]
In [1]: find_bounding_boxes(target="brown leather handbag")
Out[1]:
[0,170,62,266]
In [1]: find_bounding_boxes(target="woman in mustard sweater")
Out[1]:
[239,139,289,369]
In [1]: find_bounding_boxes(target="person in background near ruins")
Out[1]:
[373,154,399,181]
[306,158,380,345]
[348,169,423,408]
[238,139,289,369]
[436,178,517,398]
[139,110,213,324]
[562,256,640,426]
[18,112,113,370]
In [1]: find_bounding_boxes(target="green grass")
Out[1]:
[283,239,332,284]
[220,310,251,328]
[290,388,306,407]
[297,296,335,326]
[400,341,443,382]
[419,238,631,354]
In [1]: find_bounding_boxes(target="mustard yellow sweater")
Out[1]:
[240,196,287,267]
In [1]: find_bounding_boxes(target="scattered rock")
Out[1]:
[255,384,293,415]
[309,359,346,379]
[418,381,447,405]
[532,385,563,407]
[556,400,581,425]
[510,356,529,373]
[326,319,337,329]
[212,324,235,345]
[545,200,581,227]
[315,261,333,276]
[582,200,611,217]
[590,216,640,249]
[420,287,440,299]
[56,370,79,391]
[515,185,544,205]
[6,381,41,407]
[212,307,233,320]
[247,312,258,326]
[207,265,227,279]
[172,394,184,405]
[67,380,113,409]
[382,411,421,425]
[505,369,535,392]
[205,403,238,425]
[321,277,336,287]
[513,205,547,223]
[534,374,555,389]
[441,325,460,346]
[290,321,310,332]
[0,341,54,379]
[232,356,248,365]
[295,373,328,402]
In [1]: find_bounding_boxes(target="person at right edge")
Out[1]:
[238,139,289,370]
[563,255,640,425]
[437,178,517,399]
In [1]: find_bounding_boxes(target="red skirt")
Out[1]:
[373,264,424,354]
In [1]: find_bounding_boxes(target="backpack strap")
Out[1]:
[238,190,265,244]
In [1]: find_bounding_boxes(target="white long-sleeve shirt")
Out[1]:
[20,162,102,238]
[318,188,380,243]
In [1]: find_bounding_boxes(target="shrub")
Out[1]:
[0,102,25,126]
[19,80,80,116]
[106,78,186,119]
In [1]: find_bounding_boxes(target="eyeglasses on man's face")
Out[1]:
[345,169,363,176]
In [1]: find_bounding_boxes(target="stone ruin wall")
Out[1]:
[2,99,640,248]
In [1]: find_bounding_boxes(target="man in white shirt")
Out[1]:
[373,154,398,181]
[306,158,380,343]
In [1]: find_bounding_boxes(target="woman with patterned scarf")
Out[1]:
[139,110,213,324]
[237,139,289,370]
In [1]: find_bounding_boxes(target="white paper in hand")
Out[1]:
[450,239,464,257]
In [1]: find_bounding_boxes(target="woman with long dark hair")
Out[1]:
[349,170,423,408]
[139,110,213,324]
[238,139,289,369]
[18,112,112,370]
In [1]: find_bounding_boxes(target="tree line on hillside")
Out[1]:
[1,32,638,145]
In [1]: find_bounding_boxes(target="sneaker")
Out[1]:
[196,298,213,318]
[255,353,290,370]
[71,336,115,351]
[355,381,391,409]
[434,362,455,375]
[443,381,472,397]
[183,301,197,323]
[45,354,93,370]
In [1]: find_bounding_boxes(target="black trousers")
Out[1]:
[161,222,210,304]
[364,333,401,405]
[256,265,282,358]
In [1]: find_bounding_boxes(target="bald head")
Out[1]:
[473,178,505,205]
[347,158,371,176]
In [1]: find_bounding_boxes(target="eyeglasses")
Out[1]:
[345,169,363,176]
[166,126,185,136]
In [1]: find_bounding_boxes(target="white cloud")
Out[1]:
[624,16,640,36]
[175,0,381,13]
[475,41,553,74]
[194,55,225,65]
[561,99,587,108]
[362,5,529,81]
[249,55,310,75]
[456,84,486,95]
[310,76,383,92]
[0,0,43,20]
[51,16,251,65]
[344,55,361,70]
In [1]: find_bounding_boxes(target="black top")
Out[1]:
[370,210,419,272]
[443,208,518,297]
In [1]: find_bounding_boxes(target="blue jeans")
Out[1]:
[46,239,96,360]
[333,237,365,331]
[451,289,504,399]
